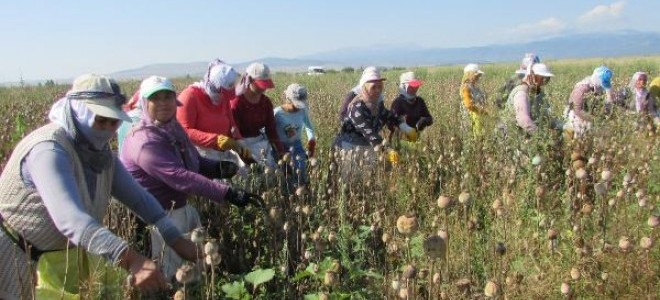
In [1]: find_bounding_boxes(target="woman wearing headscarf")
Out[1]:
[177,59,252,169]
[504,63,554,134]
[497,53,541,108]
[563,66,614,136]
[460,64,486,136]
[0,74,200,300]
[334,67,406,167]
[390,71,433,142]
[231,62,285,169]
[120,76,263,281]
[338,67,385,121]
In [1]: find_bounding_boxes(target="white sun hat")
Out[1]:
[463,63,484,75]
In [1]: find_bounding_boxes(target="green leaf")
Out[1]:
[304,293,321,300]
[409,234,425,258]
[244,268,275,289]
[221,281,248,300]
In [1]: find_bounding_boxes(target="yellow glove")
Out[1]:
[387,149,400,164]
[404,128,418,142]
[217,135,237,151]
[398,123,418,142]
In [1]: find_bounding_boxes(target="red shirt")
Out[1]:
[176,86,242,149]
[230,94,284,153]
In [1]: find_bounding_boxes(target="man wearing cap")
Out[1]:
[120,76,263,281]
[0,74,202,299]
[231,62,285,169]
[176,59,252,169]
[505,63,555,134]
[273,83,317,189]
[460,64,486,136]
[563,66,614,136]
[390,71,433,143]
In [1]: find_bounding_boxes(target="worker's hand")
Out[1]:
[216,135,237,151]
[398,122,418,142]
[307,139,316,157]
[120,249,169,294]
[170,237,203,262]
[225,188,265,207]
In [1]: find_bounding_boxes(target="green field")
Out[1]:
[0,56,658,299]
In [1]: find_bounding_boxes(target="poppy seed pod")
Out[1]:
[437,195,454,209]
[484,281,498,298]
[423,235,446,259]
[175,264,196,284]
[396,214,418,235]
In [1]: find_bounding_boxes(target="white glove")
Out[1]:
[398,123,418,142]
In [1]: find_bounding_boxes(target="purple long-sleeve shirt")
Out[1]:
[120,124,229,210]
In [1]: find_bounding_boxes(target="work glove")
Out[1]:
[217,161,238,179]
[398,123,418,142]
[387,149,400,164]
[416,118,432,132]
[217,135,253,162]
[225,188,264,208]
[307,139,316,157]
[216,135,237,151]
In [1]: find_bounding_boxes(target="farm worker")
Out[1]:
[649,76,660,124]
[496,53,541,108]
[338,66,385,121]
[0,74,202,300]
[120,76,263,281]
[460,64,486,136]
[231,62,286,169]
[563,66,614,136]
[388,71,433,144]
[334,67,405,168]
[614,72,658,122]
[273,83,317,189]
[177,59,252,173]
[504,63,554,135]
[116,91,142,154]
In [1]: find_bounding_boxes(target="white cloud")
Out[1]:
[509,17,567,39]
[578,1,626,24]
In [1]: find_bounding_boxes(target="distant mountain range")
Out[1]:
[5,30,657,86]
[108,30,658,81]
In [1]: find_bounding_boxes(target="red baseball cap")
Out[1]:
[246,62,275,90]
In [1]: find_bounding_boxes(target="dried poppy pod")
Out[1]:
[484,281,498,298]
[190,227,206,244]
[547,229,558,240]
[437,195,454,209]
[572,160,585,170]
[455,278,471,293]
[581,203,593,215]
[437,229,449,241]
[175,264,196,284]
[570,267,580,280]
[205,252,221,266]
[594,182,607,196]
[560,282,570,295]
[382,233,391,244]
[531,155,543,166]
[639,237,653,249]
[327,231,337,243]
[570,151,584,161]
[648,215,659,228]
[402,264,417,279]
[601,169,613,182]
[575,168,587,180]
[204,240,219,256]
[458,192,472,206]
[398,286,410,299]
[396,214,418,235]
[423,235,446,259]
[323,271,337,286]
[268,207,283,226]
[618,236,631,251]
[491,198,503,210]
[535,186,546,198]
[173,290,185,300]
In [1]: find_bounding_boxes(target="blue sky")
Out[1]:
[0,0,657,82]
